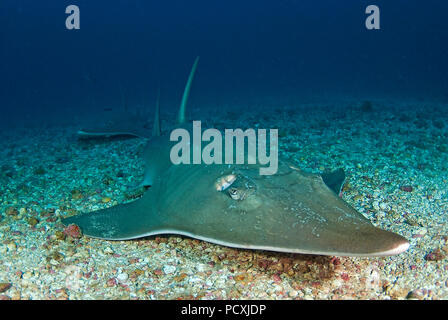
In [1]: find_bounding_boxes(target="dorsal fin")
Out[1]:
[152,88,161,137]
[177,56,200,124]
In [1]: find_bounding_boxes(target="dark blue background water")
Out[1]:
[1,0,447,128]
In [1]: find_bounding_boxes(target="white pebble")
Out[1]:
[163,265,176,274]
[116,272,128,283]
[416,228,427,236]
[196,263,208,272]
[7,242,16,251]
[103,247,114,254]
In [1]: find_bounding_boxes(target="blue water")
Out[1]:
[1,0,447,128]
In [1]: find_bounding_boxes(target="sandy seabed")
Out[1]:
[0,99,447,300]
